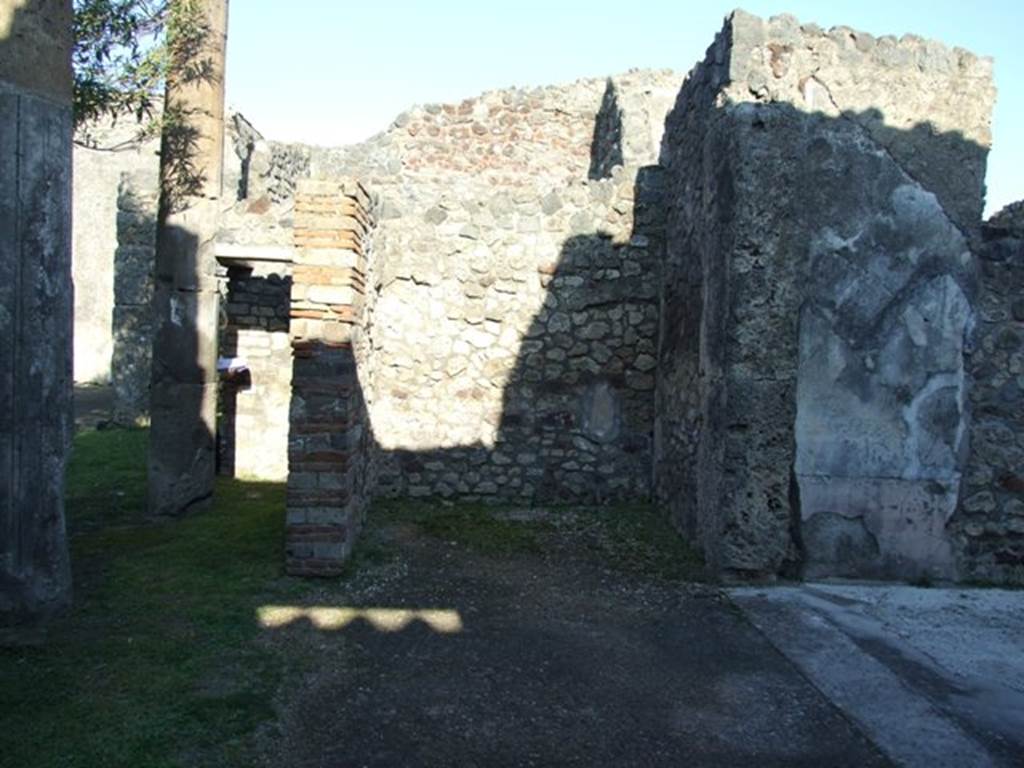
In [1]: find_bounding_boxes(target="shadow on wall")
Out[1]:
[589,79,624,180]
[219,57,1010,583]
[111,176,158,425]
[146,222,217,516]
[377,168,665,506]
[654,94,994,582]
[370,105,1005,585]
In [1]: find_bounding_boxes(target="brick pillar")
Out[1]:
[286,179,373,576]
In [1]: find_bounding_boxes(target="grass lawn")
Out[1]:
[0,428,700,767]
[0,428,302,767]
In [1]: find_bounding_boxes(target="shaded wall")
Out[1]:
[655,11,994,581]
[308,71,680,504]
[111,172,158,424]
[957,205,1024,583]
[72,124,159,385]
[217,257,292,480]
[71,113,253,400]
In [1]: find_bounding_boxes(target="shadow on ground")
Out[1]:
[253,505,887,768]
[2,426,889,767]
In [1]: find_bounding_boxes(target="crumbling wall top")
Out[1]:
[987,200,1024,237]
[702,9,996,231]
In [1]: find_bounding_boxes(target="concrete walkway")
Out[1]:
[731,584,1024,768]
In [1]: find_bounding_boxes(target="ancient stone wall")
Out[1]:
[111,172,158,424]
[72,124,159,385]
[60,14,1020,583]
[957,205,1024,584]
[212,196,306,483]
[71,113,253,395]
[247,71,681,504]
[217,254,292,480]
[655,11,994,581]
[74,71,682,508]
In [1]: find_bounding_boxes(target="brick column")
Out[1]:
[286,179,373,576]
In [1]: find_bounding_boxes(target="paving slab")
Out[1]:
[731,583,1024,768]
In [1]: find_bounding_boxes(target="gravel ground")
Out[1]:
[250,513,888,767]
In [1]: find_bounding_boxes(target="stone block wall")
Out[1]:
[957,206,1024,583]
[60,20,1022,585]
[217,255,292,480]
[300,71,680,504]
[71,112,254,389]
[73,71,684,508]
[111,172,158,424]
[655,11,994,581]
[72,124,159,385]
[285,179,375,576]
[365,170,664,503]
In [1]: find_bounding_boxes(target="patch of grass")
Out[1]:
[65,427,148,532]
[560,503,706,581]
[0,427,303,768]
[370,498,704,581]
[4,430,706,766]
[373,499,549,555]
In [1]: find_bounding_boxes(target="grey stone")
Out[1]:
[541,191,563,215]
[1,7,75,627]
[654,10,993,581]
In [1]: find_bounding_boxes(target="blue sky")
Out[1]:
[225,1,1022,216]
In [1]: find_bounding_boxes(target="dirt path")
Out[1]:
[254,510,889,767]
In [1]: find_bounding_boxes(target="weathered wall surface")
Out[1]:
[366,73,675,503]
[655,11,994,580]
[211,196,308,482]
[957,205,1024,584]
[72,124,159,384]
[80,72,682,506]
[110,171,158,423]
[71,114,252,394]
[63,12,1019,583]
[255,72,681,503]
[0,0,74,625]
[217,253,292,480]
